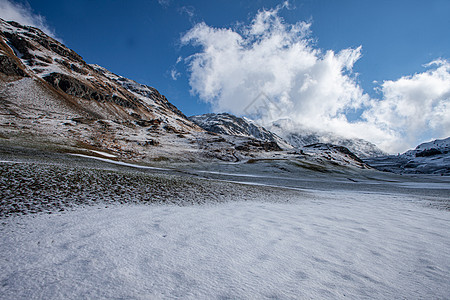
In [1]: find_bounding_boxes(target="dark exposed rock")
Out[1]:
[235,145,249,151]
[260,141,282,151]
[0,55,28,77]
[55,58,71,69]
[236,139,282,152]
[43,72,136,108]
[331,145,364,163]
[364,137,449,175]
[34,36,83,63]
[415,148,442,157]
[156,93,189,120]
[5,21,25,29]
[32,61,49,67]
[136,119,162,127]
[116,78,189,120]
[71,117,95,124]
[163,125,181,133]
[35,55,53,64]
[137,139,159,146]
[3,20,83,66]
[2,32,35,60]
[70,63,88,75]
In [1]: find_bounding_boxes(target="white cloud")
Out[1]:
[179,6,195,20]
[363,60,450,152]
[170,68,180,80]
[181,6,450,153]
[157,0,171,8]
[0,0,57,38]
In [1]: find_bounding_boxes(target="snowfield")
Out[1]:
[1,192,450,299]
[0,148,449,299]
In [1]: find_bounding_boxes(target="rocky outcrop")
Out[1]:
[43,72,136,108]
[415,148,442,157]
[235,139,282,152]
[0,55,27,77]
[2,32,35,60]
[95,65,189,120]
[0,17,206,162]
[304,143,364,164]
[34,36,83,63]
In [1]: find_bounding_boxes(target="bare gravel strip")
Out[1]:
[0,161,302,218]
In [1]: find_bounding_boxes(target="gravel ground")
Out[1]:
[0,160,302,218]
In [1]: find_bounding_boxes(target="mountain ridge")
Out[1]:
[189,113,292,149]
[190,112,385,159]
[267,118,386,158]
[364,137,450,175]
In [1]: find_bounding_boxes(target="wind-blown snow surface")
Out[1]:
[1,192,449,299]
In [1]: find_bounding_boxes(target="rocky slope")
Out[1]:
[0,18,209,160]
[364,137,450,175]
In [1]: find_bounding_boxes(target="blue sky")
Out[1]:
[1,0,450,152]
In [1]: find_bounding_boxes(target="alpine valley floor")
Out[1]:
[1,145,449,299]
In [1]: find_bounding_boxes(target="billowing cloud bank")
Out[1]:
[181,5,450,153]
[0,0,56,38]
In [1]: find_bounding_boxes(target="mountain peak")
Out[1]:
[189,113,292,149]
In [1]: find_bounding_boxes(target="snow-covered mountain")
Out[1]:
[365,137,450,175]
[404,137,450,157]
[189,113,372,169]
[190,113,384,159]
[189,113,292,149]
[267,118,386,158]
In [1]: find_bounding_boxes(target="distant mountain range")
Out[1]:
[190,113,385,158]
[266,118,386,158]
[364,137,450,175]
[1,18,447,174]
